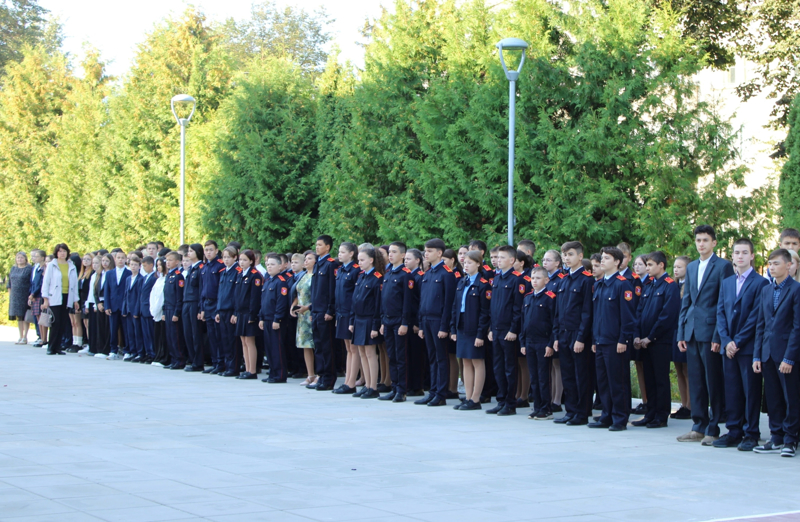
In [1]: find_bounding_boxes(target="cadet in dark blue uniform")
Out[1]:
[199,241,225,374]
[349,245,385,399]
[589,247,635,431]
[469,239,497,404]
[404,248,426,396]
[163,251,185,370]
[232,249,263,380]
[380,242,414,402]
[182,243,205,372]
[416,239,457,407]
[542,249,565,411]
[333,242,360,394]
[552,241,595,425]
[513,250,533,408]
[487,245,524,416]
[714,239,768,449]
[521,266,557,420]
[310,235,340,391]
[259,254,290,383]
[122,256,143,361]
[138,256,157,363]
[215,247,241,376]
[450,250,491,410]
[632,251,681,429]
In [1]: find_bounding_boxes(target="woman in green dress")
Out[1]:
[291,250,317,386]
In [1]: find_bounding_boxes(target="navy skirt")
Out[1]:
[335,312,353,340]
[671,343,687,363]
[630,346,644,362]
[456,329,485,360]
[234,313,258,337]
[351,315,379,346]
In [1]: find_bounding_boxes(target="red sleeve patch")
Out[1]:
[635,286,642,296]
[408,280,414,289]
[546,291,556,299]
[254,278,262,287]
[624,290,632,301]
[519,284,526,294]
[486,290,492,300]
[281,287,287,295]
[178,279,184,287]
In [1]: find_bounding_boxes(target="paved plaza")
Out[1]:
[1,330,800,522]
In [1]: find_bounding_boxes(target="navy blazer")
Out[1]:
[716,270,769,356]
[122,274,142,317]
[29,265,43,298]
[139,271,158,318]
[754,278,800,364]
[104,267,131,313]
[677,254,735,344]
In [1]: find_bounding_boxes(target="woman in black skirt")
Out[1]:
[349,244,385,399]
[450,250,491,410]
[232,249,263,380]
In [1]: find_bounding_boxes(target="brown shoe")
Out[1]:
[677,430,704,442]
[701,435,719,446]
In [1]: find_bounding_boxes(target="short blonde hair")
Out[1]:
[789,249,800,282]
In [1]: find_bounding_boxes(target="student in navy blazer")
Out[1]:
[714,239,769,449]
[104,250,131,356]
[122,257,143,360]
[753,249,800,457]
[676,225,735,443]
[139,256,158,361]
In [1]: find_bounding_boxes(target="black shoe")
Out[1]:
[131,356,142,363]
[670,406,691,419]
[608,424,627,431]
[427,397,446,407]
[266,378,286,383]
[353,387,367,398]
[738,438,758,451]
[516,399,529,408]
[593,415,601,422]
[315,385,333,391]
[551,403,563,413]
[140,357,152,364]
[486,404,503,414]
[781,442,797,458]
[66,347,79,353]
[462,400,481,410]
[646,421,668,429]
[210,367,222,375]
[221,370,239,377]
[378,391,396,401]
[414,394,433,405]
[46,350,66,355]
[185,365,203,372]
[631,418,650,427]
[392,393,406,403]
[588,421,611,429]
[553,415,572,424]
[633,403,647,414]
[445,390,460,400]
[407,389,425,397]
[239,372,257,380]
[566,418,588,426]
[712,434,743,448]
[305,382,319,389]
[333,385,356,395]
[479,396,492,404]
[453,402,464,410]
[202,366,215,374]
[361,388,380,399]
[497,406,516,416]
[376,383,392,393]
[592,399,603,410]
[170,364,186,370]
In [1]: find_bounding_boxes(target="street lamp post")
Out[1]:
[171,94,197,245]
[496,38,528,246]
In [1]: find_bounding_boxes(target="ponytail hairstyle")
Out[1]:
[358,243,387,273]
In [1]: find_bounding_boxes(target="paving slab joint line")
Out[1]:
[703,510,800,522]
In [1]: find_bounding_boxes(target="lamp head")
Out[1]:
[496,38,529,81]
[171,94,196,124]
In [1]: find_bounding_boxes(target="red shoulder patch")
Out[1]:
[546,291,556,299]
[417,270,424,276]
[558,272,566,279]
[479,278,488,284]
[327,257,335,262]
[402,267,411,273]
[443,265,453,273]
[665,277,674,284]
[374,272,382,279]
[483,265,491,271]
[512,270,522,276]
[251,268,258,274]
[235,266,242,272]
[582,270,593,277]
[454,272,461,278]
[616,275,627,281]
[216,258,224,264]
[278,275,285,282]
[353,264,359,269]
[523,275,531,282]
[198,263,204,269]
[525,290,534,296]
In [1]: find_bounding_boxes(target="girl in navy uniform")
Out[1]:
[404,248,427,395]
[349,245,386,399]
[450,250,491,410]
[443,248,463,398]
[215,247,241,377]
[232,249,263,380]
[334,242,360,394]
[514,250,534,408]
[631,254,650,414]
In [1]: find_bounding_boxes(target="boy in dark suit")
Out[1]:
[122,256,143,362]
[753,249,800,457]
[714,238,769,450]
[104,250,131,360]
[139,256,158,363]
[676,225,735,445]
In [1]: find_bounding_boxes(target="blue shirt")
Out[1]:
[461,273,478,312]
[774,276,790,311]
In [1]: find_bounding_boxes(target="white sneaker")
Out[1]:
[77,346,90,354]
[457,379,465,394]
[94,353,106,358]
[41,344,49,351]
[122,353,133,361]
[107,353,121,360]
[151,361,164,368]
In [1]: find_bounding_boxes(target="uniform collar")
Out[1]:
[391,263,405,273]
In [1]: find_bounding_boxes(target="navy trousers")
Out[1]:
[557,329,593,422]
[384,322,409,395]
[762,357,800,445]
[525,341,552,414]
[492,331,518,409]
[641,343,672,424]
[108,310,126,354]
[141,316,155,358]
[164,307,184,366]
[595,343,631,427]
[723,352,762,440]
[407,329,426,392]
[421,317,449,400]
[311,313,337,388]
[182,302,203,368]
[217,311,238,373]
[265,325,287,381]
[687,338,725,436]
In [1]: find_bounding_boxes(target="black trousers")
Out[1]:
[311,313,337,388]
[421,317,449,400]
[557,329,593,422]
[595,343,631,426]
[687,338,725,436]
[641,343,672,424]
[89,305,109,355]
[492,330,518,409]
[182,302,202,368]
[762,357,800,445]
[407,329,426,391]
[525,342,552,414]
[153,320,169,364]
[164,307,184,366]
[47,294,70,353]
[383,322,409,395]
[723,352,762,440]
